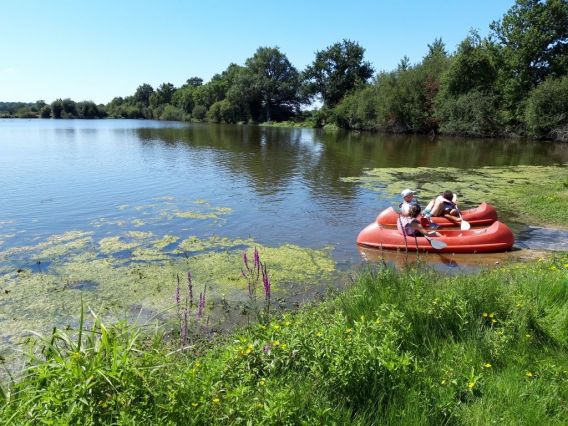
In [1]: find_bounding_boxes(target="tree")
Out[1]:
[133,84,154,107]
[40,105,51,118]
[149,83,176,108]
[242,46,302,121]
[442,32,498,96]
[490,0,568,119]
[62,98,77,117]
[303,39,374,107]
[186,77,203,87]
[51,99,64,118]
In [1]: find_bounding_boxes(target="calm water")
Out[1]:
[1,119,568,265]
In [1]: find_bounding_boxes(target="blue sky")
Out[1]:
[0,0,515,104]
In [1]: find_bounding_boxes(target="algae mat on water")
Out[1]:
[0,229,337,356]
[342,165,568,227]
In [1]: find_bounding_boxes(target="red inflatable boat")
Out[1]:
[377,202,498,227]
[357,220,515,253]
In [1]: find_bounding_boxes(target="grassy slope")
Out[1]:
[1,255,567,425]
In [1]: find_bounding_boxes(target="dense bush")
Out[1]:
[436,90,503,137]
[160,104,184,121]
[525,76,568,141]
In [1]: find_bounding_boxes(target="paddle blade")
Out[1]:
[427,237,447,250]
[460,220,471,230]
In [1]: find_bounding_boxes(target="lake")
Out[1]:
[2,119,567,261]
[1,119,568,357]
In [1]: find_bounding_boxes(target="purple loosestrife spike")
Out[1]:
[175,274,181,313]
[253,247,260,269]
[262,263,271,302]
[182,307,188,346]
[243,251,249,271]
[187,271,193,308]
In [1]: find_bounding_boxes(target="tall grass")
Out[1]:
[1,255,567,424]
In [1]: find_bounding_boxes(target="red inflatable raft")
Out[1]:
[357,220,515,253]
[377,202,498,227]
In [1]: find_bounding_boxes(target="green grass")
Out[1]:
[1,255,567,424]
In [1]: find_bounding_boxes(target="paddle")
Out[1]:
[424,235,447,250]
[456,207,471,230]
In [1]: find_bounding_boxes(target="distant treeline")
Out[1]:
[3,0,567,141]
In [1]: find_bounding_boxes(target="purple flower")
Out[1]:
[263,344,270,354]
[262,264,271,302]
[187,271,193,308]
[243,251,249,271]
[182,307,188,345]
[253,247,260,269]
[175,274,181,312]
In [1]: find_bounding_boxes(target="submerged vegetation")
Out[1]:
[343,164,568,227]
[1,254,567,424]
[3,1,567,141]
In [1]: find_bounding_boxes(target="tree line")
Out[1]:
[3,0,567,141]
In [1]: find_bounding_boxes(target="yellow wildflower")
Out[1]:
[482,312,488,318]
[345,328,353,334]
[484,363,492,368]
[285,321,291,326]
[526,371,533,378]
[468,382,475,389]
[272,340,280,346]
[489,313,495,318]
[316,331,323,337]
[259,378,266,386]
[281,343,288,349]
[492,319,497,324]
[272,324,280,330]
[192,403,198,407]
[213,398,220,404]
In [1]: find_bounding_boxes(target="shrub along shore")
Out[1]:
[1,253,567,424]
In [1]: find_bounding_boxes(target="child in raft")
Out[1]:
[398,204,441,238]
[424,190,461,224]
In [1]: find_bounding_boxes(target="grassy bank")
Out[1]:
[1,254,567,424]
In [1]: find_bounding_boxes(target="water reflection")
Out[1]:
[1,119,567,265]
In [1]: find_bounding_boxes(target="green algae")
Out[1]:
[343,165,568,227]
[0,230,338,353]
[153,235,179,250]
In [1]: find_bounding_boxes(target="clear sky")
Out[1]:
[0,0,516,104]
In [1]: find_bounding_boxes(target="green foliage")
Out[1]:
[39,105,51,118]
[76,101,103,118]
[525,75,568,140]
[206,99,240,123]
[443,32,499,96]
[50,99,64,118]
[241,47,302,122]
[149,83,176,109]
[192,104,207,121]
[160,104,184,121]
[333,39,450,133]
[133,83,154,107]
[303,39,374,108]
[2,256,567,424]
[490,0,568,121]
[436,90,503,136]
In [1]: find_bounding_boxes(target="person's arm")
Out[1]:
[411,222,440,237]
